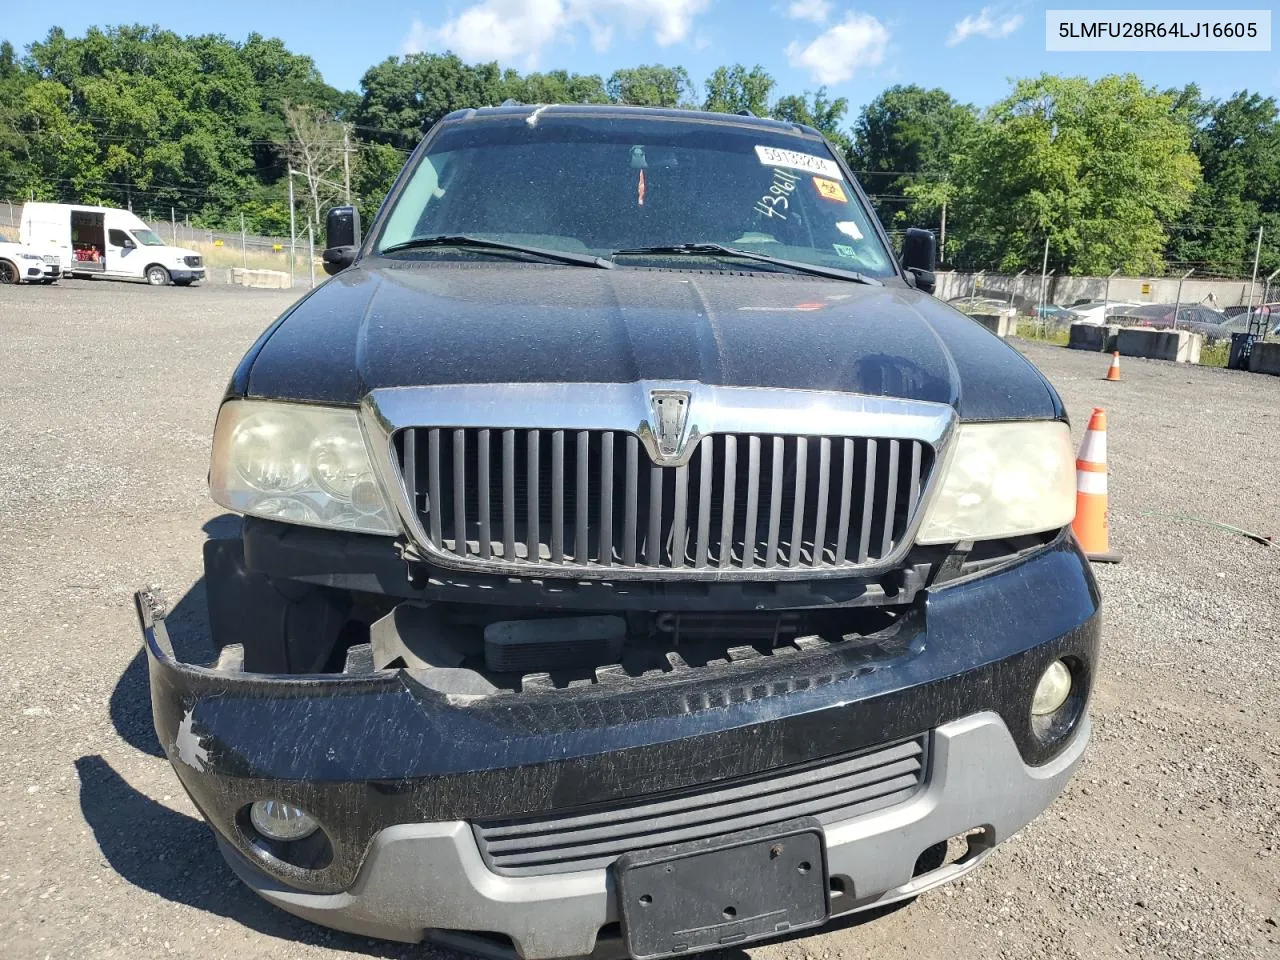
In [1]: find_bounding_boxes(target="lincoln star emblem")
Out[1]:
[648,390,691,465]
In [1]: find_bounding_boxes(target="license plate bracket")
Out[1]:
[613,818,829,960]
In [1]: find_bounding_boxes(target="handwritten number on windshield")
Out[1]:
[754,168,798,220]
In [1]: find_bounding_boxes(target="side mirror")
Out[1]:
[123,239,136,249]
[901,227,936,295]
[322,206,361,276]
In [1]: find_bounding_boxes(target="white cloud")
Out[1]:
[403,0,711,65]
[947,6,1024,46]
[785,11,890,86]
[785,0,832,24]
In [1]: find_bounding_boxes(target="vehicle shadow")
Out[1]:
[73,753,450,957]
[93,513,458,957]
[108,515,239,758]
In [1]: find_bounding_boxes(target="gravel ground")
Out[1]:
[0,280,1276,960]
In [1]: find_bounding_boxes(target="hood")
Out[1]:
[241,260,1062,421]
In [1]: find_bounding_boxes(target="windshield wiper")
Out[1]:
[612,243,881,285]
[381,235,614,269]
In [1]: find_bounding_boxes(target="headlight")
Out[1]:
[20,253,42,261]
[915,421,1075,543]
[210,400,398,535]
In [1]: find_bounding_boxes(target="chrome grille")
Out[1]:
[395,428,932,574]
[474,736,927,876]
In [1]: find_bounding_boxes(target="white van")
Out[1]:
[20,203,205,286]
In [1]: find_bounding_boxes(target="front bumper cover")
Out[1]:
[216,711,1088,958]
[141,533,1100,954]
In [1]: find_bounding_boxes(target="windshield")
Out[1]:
[376,115,896,278]
[133,228,166,246]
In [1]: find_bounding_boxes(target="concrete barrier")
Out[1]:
[228,267,291,289]
[1115,327,1202,363]
[969,311,1016,338]
[1247,340,1280,376]
[1068,323,1120,352]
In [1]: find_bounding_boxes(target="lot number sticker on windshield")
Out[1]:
[754,145,843,180]
[813,177,847,202]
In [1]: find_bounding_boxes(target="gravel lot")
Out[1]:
[0,280,1276,960]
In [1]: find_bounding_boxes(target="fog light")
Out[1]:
[249,800,318,841]
[1031,660,1073,716]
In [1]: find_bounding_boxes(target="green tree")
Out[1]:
[949,74,1200,274]
[354,53,502,148]
[0,41,34,197]
[606,65,694,107]
[500,69,609,105]
[770,88,851,156]
[1166,90,1280,276]
[702,64,774,116]
[851,85,977,226]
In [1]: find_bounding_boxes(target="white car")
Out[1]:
[1065,300,1142,325]
[20,202,205,286]
[0,241,58,285]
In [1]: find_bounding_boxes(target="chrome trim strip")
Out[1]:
[361,382,956,581]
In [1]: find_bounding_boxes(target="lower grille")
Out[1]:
[396,428,932,577]
[473,736,927,876]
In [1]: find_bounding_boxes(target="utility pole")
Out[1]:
[1172,269,1194,331]
[1038,236,1051,324]
[288,165,297,289]
[939,201,947,265]
[308,224,315,289]
[342,125,352,204]
[1103,268,1120,322]
[1246,225,1264,332]
[240,213,247,270]
[171,206,177,244]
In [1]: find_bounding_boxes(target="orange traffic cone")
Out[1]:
[1104,352,1121,381]
[1072,408,1121,563]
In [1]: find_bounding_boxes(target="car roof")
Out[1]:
[441,103,826,140]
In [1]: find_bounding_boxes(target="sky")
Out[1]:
[6,1,1277,115]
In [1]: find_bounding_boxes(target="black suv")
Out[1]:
[139,104,1099,960]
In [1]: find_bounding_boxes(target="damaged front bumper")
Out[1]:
[140,534,1100,958]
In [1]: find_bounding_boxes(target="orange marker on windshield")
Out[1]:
[638,169,646,206]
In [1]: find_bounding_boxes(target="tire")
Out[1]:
[0,259,19,285]
[145,265,171,286]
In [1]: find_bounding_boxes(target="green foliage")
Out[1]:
[606,65,694,107]
[703,65,774,116]
[354,52,502,148]
[851,85,977,226]
[946,74,1199,274]
[770,88,850,154]
[1198,339,1230,368]
[1,27,1272,280]
[501,69,609,105]
[1165,90,1280,276]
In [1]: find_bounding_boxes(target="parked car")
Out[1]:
[1221,303,1280,318]
[0,240,59,284]
[1109,303,1233,341]
[19,202,205,286]
[1063,300,1142,325]
[137,104,1098,958]
[1217,309,1280,336]
[947,296,1014,314]
[1033,303,1077,324]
